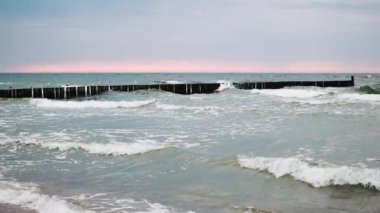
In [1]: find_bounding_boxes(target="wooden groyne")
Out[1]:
[234,76,355,90]
[0,76,354,99]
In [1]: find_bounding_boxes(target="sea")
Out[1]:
[0,73,379,213]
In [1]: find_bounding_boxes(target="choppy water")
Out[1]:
[0,73,380,213]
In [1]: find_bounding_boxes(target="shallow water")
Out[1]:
[0,73,379,212]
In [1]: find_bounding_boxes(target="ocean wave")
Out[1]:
[155,103,219,111]
[231,205,273,213]
[338,93,380,103]
[162,80,185,84]
[0,180,93,213]
[60,85,82,88]
[358,85,380,94]
[12,138,170,156]
[0,180,188,213]
[216,80,234,92]
[30,99,155,109]
[366,158,380,162]
[69,193,194,213]
[250,87,332,98]
[154,103,221,116]
[250,87,380,104]
[238,156,380,190]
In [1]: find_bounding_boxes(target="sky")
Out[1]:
[0,0,379,73]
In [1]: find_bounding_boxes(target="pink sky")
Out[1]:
[7,60,380,73]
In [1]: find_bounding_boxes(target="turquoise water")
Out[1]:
[0,73,379,212]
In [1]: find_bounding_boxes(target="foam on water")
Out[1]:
[61,85,82,88]
[216,80,234,92]
[162,80,185,84]
[366,158,380,162]
[251,87,380,104]
[338,93,380,103]
[30,99,155,109]
[250,87,333,98]
[238,156,380,190]
[0,180,93,213]
[134,202,171,213]
[9,138,170,156]
[155,103,219,111]
[0,180,189,213]
[0,133,12,146]
[69,193,195,213]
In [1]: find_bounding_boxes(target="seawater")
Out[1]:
[0,73,379,213]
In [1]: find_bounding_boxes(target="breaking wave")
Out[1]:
[69,193,194,213]
[159,80,185,84]
[0,180,93,213]
[358,85,380,94]
[338,93,380,103]
[251,87,380,104]
[30,99,155,109]
[155,103,219,111]
[251,88,329,98]
[0,180,191,213]
[9,138,170,156]
[216,80,234,92]
[238,156,380,190]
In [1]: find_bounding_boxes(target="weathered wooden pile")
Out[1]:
[0,76,354,99]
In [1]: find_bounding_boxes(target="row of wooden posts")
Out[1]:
[0,76,354,99]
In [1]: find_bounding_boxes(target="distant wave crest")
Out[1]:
[238,156,380,190]
[30,99,155,109]
[251,87,380,104]
[216,80,235,92]
[156,80,185,84]
[251,88,328,98]
[9,138,170,156]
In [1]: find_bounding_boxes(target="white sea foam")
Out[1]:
[70,193,194,213]
[30,99,155,109]
[14,138,169,156]
[155,103,221,116]
[134,200,195,213]
[238,156,380,190]
[251,87,380,104]
[136,202,172,213]
[155,103,218,111]
[216,80,234,92]
[250,88,330,98]
[60,85,82,88]
[155,103,187,110]
[338,93,380,103]
[163,80,184,84]
[0,180,93,213]
[366,158,380,162]
[0,133,12,146]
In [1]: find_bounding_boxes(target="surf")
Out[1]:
[238,156,380,190]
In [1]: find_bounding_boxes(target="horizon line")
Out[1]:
[0,71,377,74]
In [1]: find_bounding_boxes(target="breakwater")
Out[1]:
[0,76,354,99]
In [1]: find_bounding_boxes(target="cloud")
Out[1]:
[0,0,379,73]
